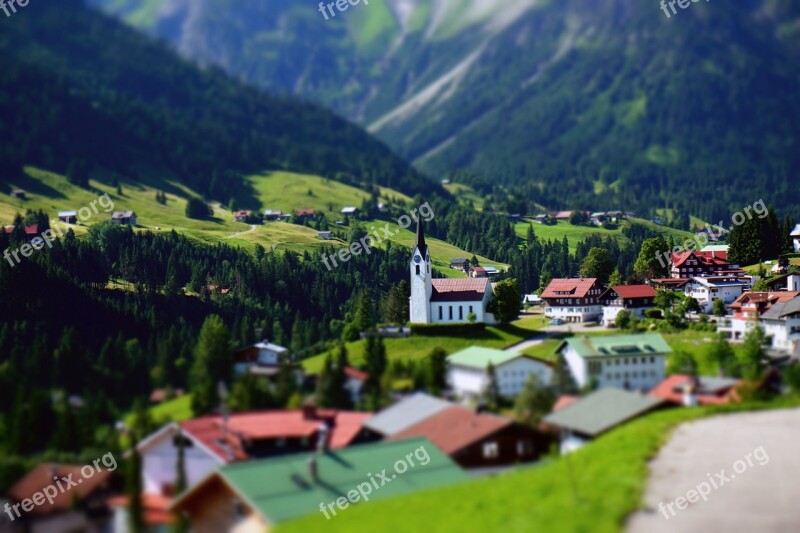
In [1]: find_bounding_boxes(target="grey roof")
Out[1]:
[697,376,741,394]
[543,388,666,438]
[363,392,452,436]
[762,299,800,320]
[112,211,135,218]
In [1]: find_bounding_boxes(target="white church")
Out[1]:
[409,219,495,324]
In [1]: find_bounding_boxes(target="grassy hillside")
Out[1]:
[278,399,798,532]
[1,168,499,260]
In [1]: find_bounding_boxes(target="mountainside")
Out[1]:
[89,0,800,220]
[0,0,437,203]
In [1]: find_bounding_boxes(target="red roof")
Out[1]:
[295,209,316,216]
[671,251,729,267]
[610,285,656,299]
[541,278,599,299]
[648,374,740,406]
[431,278,489,302]
[344,367,369,381]
[107,493,173,525]
[8,464,115,517]
[388,406,512,454]
[553,395,579,412]
[178,409,371,462]
[2,224,39,236]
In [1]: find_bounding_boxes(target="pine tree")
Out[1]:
[190,315,232,416]
[514,374,555,427]
[426,347,448,395]
[483,363,501,411]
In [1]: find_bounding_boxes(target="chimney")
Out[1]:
[316,422,330,453]
[308,456,318,482]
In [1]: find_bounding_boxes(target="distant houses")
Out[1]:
[9,189,26,199]
[600,285,657,327]
[233,210,252,222]
[232,340,289,377]
[649,374,742,407]
[2,224,39,241]
[450,258,470,271]
[317,230,333,240]
[554,333,670,392]
[544,388,668,453]
[340,206,358,217]
[446,346,553,400]
[791,224,800,253]
[670,250,741,279]
[111,211,137,226]
[684,276,746,313]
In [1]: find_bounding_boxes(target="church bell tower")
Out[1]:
[409,217,432,323]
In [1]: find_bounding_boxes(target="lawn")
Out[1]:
[301,320,542,373]
[278,398,800,532]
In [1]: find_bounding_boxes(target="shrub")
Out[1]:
[645,309,662,319]
[409,323,486,336]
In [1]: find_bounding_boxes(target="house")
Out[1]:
[543,388,668,453]
[523,294,543,306]
[446,346,553,400]
[263,210,283,221]
[550,210,573,221]
[340,206,358,217]
[684,276,746,313]
[2,224,39,241]
[388,406,554,468]
[764,273,800,292]
[649,374,742,406]
[57,211,77,224]
[111,211,137,225]
[450,258,470,270]
[541,278,605,323]
[483,266,500,276]
[363,392,453,437]
[469,266,488,278]
[9,189,26,199]
[791,224,800,253]
[409,219,495,324]
[5,463,120,532]
[170,438,468,532]
[589,212,607,225]
[344,367,369,405]
[761,297,800,352]
[649,278,690,292]
[601,285,657,327]
[552,395,579,412]
[554,333,670,392]
[533,214,549,224]
[670,251,739,279]
[294,209,316,220]
[317,230,333,240]
[133,408,374,500]
[720,291,800,341]
[232,340,289,376]
[233,210,253,222]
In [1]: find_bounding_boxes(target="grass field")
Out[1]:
[278,397,799,532]
[1,167,499,263]
[515,218,694,253]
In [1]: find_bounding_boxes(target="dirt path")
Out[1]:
[627,408,800,533]
[228,224,256,239]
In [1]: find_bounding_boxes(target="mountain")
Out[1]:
[88,0,800,220]
[0,0,437,203]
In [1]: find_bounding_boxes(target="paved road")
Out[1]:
[504,333,558,353]
[627,408,800,533]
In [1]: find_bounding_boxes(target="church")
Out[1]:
[409,219,495,324]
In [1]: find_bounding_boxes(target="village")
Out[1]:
[4,207,800,532]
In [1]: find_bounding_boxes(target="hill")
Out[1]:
[89,0,800,221]
[0,0,438,206]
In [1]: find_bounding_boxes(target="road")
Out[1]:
[227,224,256,239]
[627,408,800,533]
[504,333,558,353]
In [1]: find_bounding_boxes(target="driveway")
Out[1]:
[504,333,558,353]
[627,408,800,533]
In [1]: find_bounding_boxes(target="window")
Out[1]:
[469,305,474,314]
[517,440,533,456]
[459,306,463,321]
[415,265,420,275]
[483,441,499,458]
[449,306,453,320]
[439,306,443,320]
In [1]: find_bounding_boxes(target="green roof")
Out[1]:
[447,346,529,369]
[216,438,468,525]
[543,388,666,437]
[557,333,672,358]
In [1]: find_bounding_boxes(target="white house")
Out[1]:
[409,219,495,324]
[541,278,605,323]
[446,346,553,400]
[761,298,800,352]
[600,285,657,327]
[684,276,746,313]
[232,340,289,376]
[791,224,800,253]
[555,333,670,392]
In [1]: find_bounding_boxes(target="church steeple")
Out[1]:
[415,217,427,257]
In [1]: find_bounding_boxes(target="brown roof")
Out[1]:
[540,278,599,299]
[7,464,115,516]
[553,395,580,412]
[387,406,512,455]
[431,278,489,302]
[609,285,657,299]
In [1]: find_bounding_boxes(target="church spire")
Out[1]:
[415,216,427,257]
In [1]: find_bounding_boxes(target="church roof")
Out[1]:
[431,278,489,302]
[415,217,427,257]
